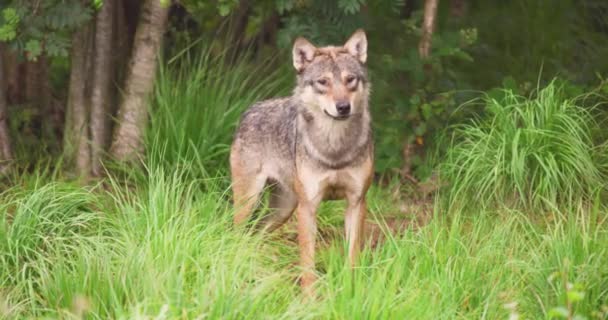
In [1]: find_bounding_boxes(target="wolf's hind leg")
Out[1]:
[259,185,297,232]
[232,171,266,226]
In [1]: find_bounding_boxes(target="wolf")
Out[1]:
[230,29,373,294]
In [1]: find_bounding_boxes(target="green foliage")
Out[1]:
[338,0,366,15]
[276,0,366,48]
[369,5,477,176]
[547,261,588,320]
[459,0,608,87]
[0,8,19,41]
[0,0,93,60]
[274,0,297,14]
[440,81,605,210]
[216,0,239,16]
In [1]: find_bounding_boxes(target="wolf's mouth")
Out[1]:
[324,110,350,121]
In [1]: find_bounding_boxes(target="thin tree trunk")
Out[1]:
[114,0,132,85]
[90,0,115,176]
[37,55,61,152]
[24,59,42,105]
[110,0,169,162]
[64,26,93,177]
[418,0,439,59]
[3,49,21,104]
[0,45,13,174]
[403,0,440,181]
[449,0,465,18]
[228,0,250,59]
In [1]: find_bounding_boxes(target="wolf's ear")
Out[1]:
[293,37,316,72]
[344,29,367,64]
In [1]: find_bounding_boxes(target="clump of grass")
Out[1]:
[0,180,106,315]
[440,81,605,210]
[148,43,292,179]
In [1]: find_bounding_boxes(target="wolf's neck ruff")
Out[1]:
[297,105,371,170]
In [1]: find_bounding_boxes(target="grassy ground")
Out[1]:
[1,166,607,319]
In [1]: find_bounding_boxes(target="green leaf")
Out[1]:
[548,307,569,318]
[275,0,296,14]
[409,95,421,106]
[421,103,432,120]
[25,39,42,60]
[567,290,584,303]
[338,0,365,15]
[0,8,19,41]
[93,0,103,10]
[502,76,518,92]
[0,25,17,41]
[414,123,427,136]
[3,8,19,24]
[218,4,231,16]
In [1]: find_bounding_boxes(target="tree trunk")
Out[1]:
[228,0,251,59]
[418,0,439,59]
[0,45,13,174]
[24,59,42,105]
[90,0,115,176]
[449,0,466,18]
[64,26,93,177]
[402,0,440,182]
[110,0,169,162]
[115,0,138,83]
[3,49,21,104]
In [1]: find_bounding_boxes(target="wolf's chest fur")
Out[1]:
[297,107,372,170]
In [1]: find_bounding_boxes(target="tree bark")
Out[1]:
[90,0,115,176]
[449,0,465,18]
[110,0,169,162]
[24,59,42,105]
[0,45,13,174]
[228,0,251,58]
[3,49,22,104]
[418,0,439,59]
[64,26,93,177]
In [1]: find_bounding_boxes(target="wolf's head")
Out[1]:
[292,30,369,121]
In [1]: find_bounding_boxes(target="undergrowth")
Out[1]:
[440,81,606,211]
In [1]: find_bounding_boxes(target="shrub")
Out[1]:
[440,81,604,210]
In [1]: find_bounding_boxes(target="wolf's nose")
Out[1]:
[336,102,351,116]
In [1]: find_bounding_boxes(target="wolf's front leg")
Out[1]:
[345,196,366,266]
[294,173,324,297]
[296,199,319,297]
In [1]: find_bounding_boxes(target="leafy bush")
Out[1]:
[440,80,605,210]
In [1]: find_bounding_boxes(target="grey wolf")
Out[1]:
[230,30,373,295]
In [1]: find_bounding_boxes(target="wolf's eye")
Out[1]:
[316,78,329,86]
[345,75,358,85]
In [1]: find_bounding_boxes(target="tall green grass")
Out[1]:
[1,165,607,318]
[148,44,292,179]
[440,81,605,210]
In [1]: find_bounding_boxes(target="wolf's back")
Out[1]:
[232,97,298,163]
